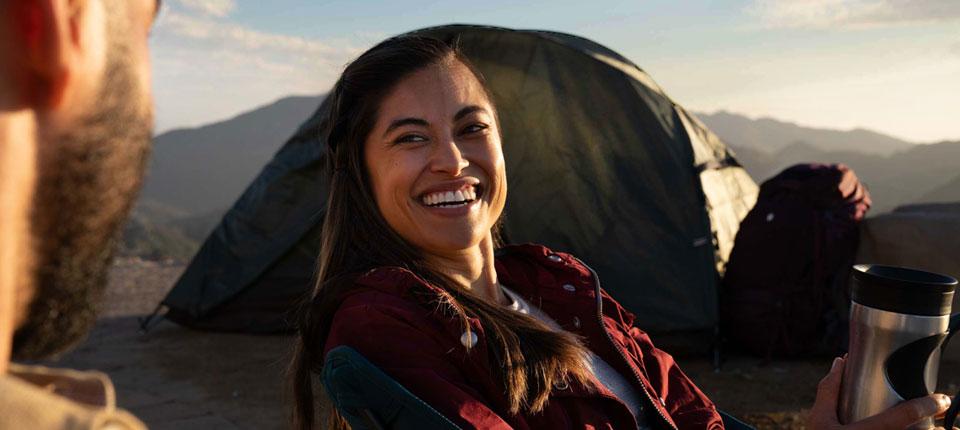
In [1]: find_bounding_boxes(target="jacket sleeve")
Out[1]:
[324,302,513,430]
[628,325,724,430]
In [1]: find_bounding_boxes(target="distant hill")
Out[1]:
[700,111,960,213]
[917,172,960,205]
[141,95,324,216]
[119,214,198,261]
[728,140,960,213]
[127,95,323,260]
[697,111,913,156]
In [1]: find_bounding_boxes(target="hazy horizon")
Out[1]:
[150,0,960,144]
[150,93,948,149]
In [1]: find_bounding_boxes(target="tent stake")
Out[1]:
[138,304,166,334]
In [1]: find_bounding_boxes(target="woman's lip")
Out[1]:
[417,179,481,197]
[419,196,482,218]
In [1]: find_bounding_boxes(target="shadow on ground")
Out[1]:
[49,317,292,430]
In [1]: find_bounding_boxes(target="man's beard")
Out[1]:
[11,31,153,360]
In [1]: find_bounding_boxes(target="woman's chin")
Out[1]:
[416,228,490,256]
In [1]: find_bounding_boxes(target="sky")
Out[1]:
[149,0,960,143]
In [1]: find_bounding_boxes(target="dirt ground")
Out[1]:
[43,258,960,429]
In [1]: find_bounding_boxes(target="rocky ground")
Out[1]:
[44,258,960,429]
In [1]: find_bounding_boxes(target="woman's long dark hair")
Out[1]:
[290,35,593,430]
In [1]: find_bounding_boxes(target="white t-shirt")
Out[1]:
[500,285,652,430]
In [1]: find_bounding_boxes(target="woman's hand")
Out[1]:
[808,356,954,430]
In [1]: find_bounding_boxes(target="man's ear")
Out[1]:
[9,0,104,113]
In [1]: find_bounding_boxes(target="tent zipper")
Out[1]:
[576,258,678,430]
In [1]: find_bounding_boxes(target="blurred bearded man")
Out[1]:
[0,0,158,428]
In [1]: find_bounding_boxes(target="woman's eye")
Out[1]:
[461,123,489,135]
[395,134,428,144]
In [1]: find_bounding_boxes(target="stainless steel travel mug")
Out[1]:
[839,264,958,429]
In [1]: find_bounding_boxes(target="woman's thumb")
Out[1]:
[813,357,845,413]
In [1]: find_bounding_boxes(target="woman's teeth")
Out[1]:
[422,187,478,207]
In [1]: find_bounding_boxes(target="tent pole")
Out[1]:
[138,304,167,334]
[713,323,723,372]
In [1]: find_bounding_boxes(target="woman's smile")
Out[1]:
[417,181,483,217]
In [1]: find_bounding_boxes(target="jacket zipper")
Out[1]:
[576,258,678,430]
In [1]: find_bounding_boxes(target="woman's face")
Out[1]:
[364,58,507,257]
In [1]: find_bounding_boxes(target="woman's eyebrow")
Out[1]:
[384,118,429,137]
[454,105,485,121]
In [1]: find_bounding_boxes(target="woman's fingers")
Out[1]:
[808,357,846,429]
[846,394,951,430]
[807,357,951,430]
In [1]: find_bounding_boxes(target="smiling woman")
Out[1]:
[289,36,724,430]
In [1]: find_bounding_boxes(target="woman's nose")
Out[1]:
[430,137,469,175]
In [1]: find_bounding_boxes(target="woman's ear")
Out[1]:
[6,0,107,114]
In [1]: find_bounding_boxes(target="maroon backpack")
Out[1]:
[721,163,871,358]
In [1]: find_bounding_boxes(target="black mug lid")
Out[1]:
[852,264,958,316]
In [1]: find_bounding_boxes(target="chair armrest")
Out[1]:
[719,410,756,430]
[322,346,463,430]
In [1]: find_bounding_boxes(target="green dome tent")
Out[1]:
[153,25,758,342]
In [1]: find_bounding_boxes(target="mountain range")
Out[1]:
[695,111,960,213]
[696,110,914,156]
[125,95,323,259]
[141,95,324,216]
[123,95,960,260]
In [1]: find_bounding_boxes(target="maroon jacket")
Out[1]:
[324,244,723,429]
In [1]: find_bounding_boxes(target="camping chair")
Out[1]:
[322,346,755,430]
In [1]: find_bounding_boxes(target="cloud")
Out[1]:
[176,0,236,17]
[160,13,346,56]
[149,10,374,132]
[748,0,960,29]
